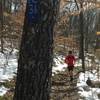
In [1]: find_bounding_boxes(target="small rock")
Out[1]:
[98,94,100,99]
[83,86,90,91]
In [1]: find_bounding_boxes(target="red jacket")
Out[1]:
[65,55,75,66]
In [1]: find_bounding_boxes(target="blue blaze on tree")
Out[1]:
[13,0,60,100]
[27,0,40,24]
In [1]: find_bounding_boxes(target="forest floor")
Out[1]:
[50,68,81,100]
[0,49,100,100]
[50,65,100,100]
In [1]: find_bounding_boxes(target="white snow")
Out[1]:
[0,86,8,96]
[77,72,100,100]
[52,56,67,74]
[0,49,17,96]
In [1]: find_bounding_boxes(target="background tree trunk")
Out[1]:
[13,0,59,100]
[79,1,85,72]
[0,0,4,53]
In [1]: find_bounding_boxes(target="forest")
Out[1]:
[0,0,100,100]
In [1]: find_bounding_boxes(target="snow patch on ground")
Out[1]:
[53,56,66,74]
[77,72,100,100]
[0,49,17,95]
[0,86,8,96]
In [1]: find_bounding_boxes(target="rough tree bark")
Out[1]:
[13,0,59,100]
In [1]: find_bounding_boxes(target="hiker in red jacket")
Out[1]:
[65,51,76,81]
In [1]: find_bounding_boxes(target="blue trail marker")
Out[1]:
[27,0,40,24]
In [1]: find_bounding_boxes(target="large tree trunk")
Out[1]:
[13,0,59,100]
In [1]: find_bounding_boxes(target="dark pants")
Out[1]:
[67,65,74,72]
